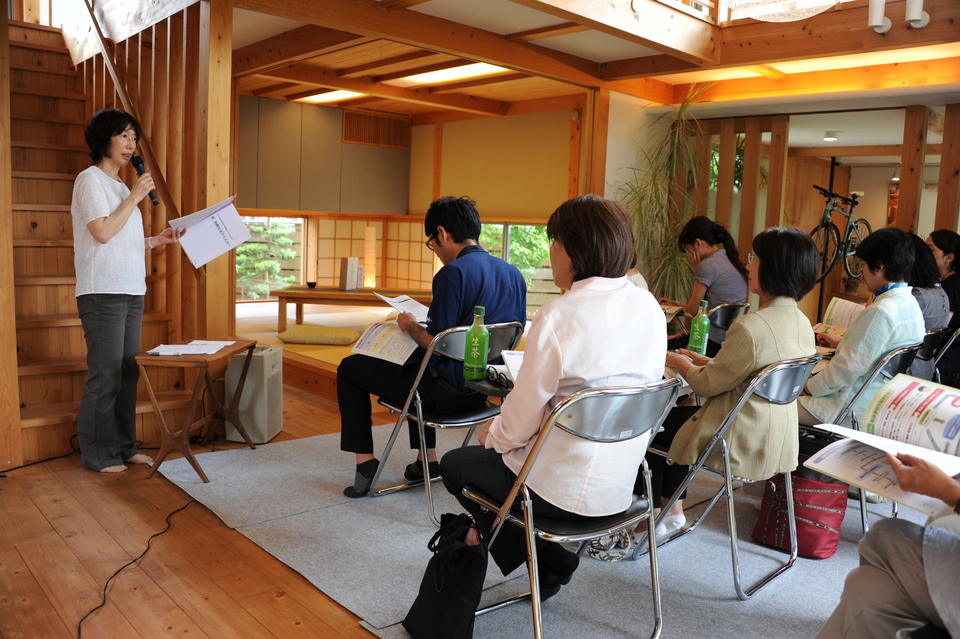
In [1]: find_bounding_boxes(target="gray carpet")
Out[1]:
[158,427,926,638]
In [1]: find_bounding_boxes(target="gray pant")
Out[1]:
[816,517,944,638]
[77,294,144,471]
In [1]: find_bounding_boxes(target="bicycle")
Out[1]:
[809,184,872,283]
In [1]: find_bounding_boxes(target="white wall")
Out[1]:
[849,164,941,236]
[605,91,662,202]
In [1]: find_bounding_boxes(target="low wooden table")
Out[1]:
[271,285,432,332]
[137,338,257,483]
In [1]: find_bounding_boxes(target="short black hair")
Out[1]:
[929,229,960,274]
[752,227,819,301]
[907,232,941,288]
[424,196,482,243]
[84,108,142,164]
[546,195,636,282]
[855,227,914,282]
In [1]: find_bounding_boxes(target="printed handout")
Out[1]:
[374,292,429,323]
[169,196,251,269]
[351,322,417,366]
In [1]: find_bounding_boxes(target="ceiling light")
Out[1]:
[823,131,838,142]
[892,165,900,182]
[297,90,365,104]
[389,63,506,88]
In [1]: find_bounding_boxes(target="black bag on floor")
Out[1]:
[403,512,488,639]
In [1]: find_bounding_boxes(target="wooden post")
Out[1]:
[432,122,442,200]
[568,108,581,199]
[765,114,790,229]
[691,130,711,217]
[167,10,185,342]
[586,87,609,196]
[935,103,960,232]
[897,105,929,233]
[0,0,24,469]
[197,0,233,339]
[738,116,762,255]
[714,118,735,227]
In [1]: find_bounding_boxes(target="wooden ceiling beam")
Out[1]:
[337,50,437,78]
[503,0,717,65]
[378,0,432,8]
[251,81,299,96]
[599,0,960,80]
[745,64,785,80]
[505,22,591,42]
[232,24,369,77]
[371,60,474,83]
[428,72,532,93]
[790,144,943,157]
[256,64,509,115]
[411,92,588,125]
[674,57,960,103]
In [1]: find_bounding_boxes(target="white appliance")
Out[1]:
[225,345,283,443]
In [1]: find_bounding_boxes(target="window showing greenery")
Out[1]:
[480,223,557,316]
[236,217,302,300]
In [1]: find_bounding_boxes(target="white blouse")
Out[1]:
[485,276,667,516]
[72,165,147,297]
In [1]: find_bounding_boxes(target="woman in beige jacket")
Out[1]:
[589,227,819,561]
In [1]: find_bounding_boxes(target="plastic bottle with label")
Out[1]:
[463,306,489,380]
[687,300,711,356]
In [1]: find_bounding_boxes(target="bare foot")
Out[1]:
[126,454,153,465]
[99,465,127,473]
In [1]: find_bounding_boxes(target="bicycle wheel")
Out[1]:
[843,219,872,278]
[811,222,840,283]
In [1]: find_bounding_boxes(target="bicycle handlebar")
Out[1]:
[812,184,858,207]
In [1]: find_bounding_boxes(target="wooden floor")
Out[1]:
[0,386,394,639]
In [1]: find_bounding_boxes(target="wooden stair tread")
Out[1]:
[10,86,86,101]
[12,140,88,152]
[10,63,80,77]
[17,312,173,329]
[10,113,87,126]
[12,171,77,180]
[13,203,72,211]
[12,239,74,247]
[20,392,197,429]
[8,39,71,55]
[18,355,87,376]
[15,276,77,286]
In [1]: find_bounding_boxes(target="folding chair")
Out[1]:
[801,342,922,534]
[370,321,524,525]
[644,355,821,600]
[676,302,750,336]
[463,378,681,639]
[908,327,951,381]
[932,326,960,384]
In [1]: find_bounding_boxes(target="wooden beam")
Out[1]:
[745,64,785,80]
[232,25,368,78]
[765,114,789,229]
[379,0,432,8]
[0,0,24,468]
[896,105,928,233]
[285,87,333,101]
[428,72,531,93]
[337,50,435,78]
[506,22,591,43]
[198,0,233,338]
[257,64,509,115]
[251,81,299,96]
[410,93,587,125]
[504,0,717,66]
[675,58,960,104]
[600,0,960,80]
[790,144,942,157]
[371,60,473,84]
[935,103,960,231]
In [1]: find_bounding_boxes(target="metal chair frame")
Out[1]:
[463,379,682,639]
[642,355,821,600]
[932,326,960,384]
[369,321,524,525]
[801,343,922,534]
[677,302,750,337]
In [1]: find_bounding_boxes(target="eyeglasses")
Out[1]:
[425,235,437,251]
[486,366,514,391]
[748,252,756,264]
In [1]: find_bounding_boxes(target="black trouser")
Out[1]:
[940,369,960,389]
[667,334,722,358]
[337,353,486,454]
[441,445,590,576]
[637,406,698,509]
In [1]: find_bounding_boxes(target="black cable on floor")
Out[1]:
[0,434,80,478]
[76,499,199,639]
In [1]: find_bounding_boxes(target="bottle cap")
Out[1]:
[700,300,709,308]
[475,306,485,314]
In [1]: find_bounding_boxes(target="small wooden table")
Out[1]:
[271,285,432,332]
[137,338,257,483]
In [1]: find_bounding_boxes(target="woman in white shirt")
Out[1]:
[440,195,667,601]
[72,109,184,473]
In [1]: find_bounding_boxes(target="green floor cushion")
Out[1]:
[277,325,361,345]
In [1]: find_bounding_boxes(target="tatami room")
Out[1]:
[1,0,959,637]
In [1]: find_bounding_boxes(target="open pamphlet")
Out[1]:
[804,374,960,515]
[147,340,236,356]
[168,196,251,269]
[812,296,866,338]
[351,322,417,366]
[374,292,429,323]
[660,304,684,323]
[500,350,524,382]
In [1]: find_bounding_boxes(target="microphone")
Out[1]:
[131,155,159,205]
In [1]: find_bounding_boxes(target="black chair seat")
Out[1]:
[377,398,501,427]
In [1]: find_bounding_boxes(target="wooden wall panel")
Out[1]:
[897,105,928,233]
[737,117,762,253]
[935,103,960,232]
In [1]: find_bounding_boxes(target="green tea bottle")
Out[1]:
[463,306,488,380]
[687,300,711,356]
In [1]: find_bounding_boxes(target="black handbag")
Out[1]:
[403,512,488,639]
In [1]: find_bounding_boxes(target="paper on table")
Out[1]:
[169,196,251,269]
[351,323,417,365]
[374,292,429,323]
[146,340,236,356]
[501,350,524,382]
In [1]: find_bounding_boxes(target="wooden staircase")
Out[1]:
[9,21,191,463]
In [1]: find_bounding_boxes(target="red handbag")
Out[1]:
[751,472,848,559]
